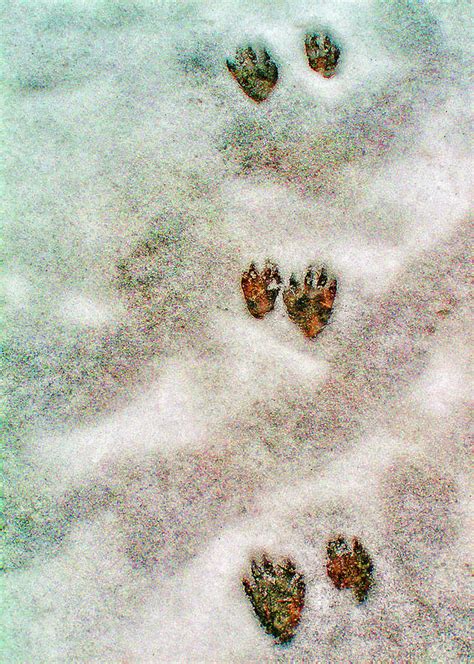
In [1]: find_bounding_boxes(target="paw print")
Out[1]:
[283,266,337,338]
[241,261,282,319]
[326,536,374,603]
[227,46,278,102]
[242,555,306,644]
[304,33,340,78]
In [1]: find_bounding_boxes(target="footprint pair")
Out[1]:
[243,536,374,645]
[241,261,337,339]
[227,33,340,103]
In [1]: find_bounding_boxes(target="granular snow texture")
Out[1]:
[3,1,472,662]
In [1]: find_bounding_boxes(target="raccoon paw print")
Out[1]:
[282,266,337,338]
[326,536,374,603]
[241,261,282,319]
[227,46,278,102]
[242,555,306,644]
[304,33,340,78]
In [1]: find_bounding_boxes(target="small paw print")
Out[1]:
[242,555,306,644]
[227,46,278,102]
[326,536,374,603]
[241,261,282,319]
[304,33,340,78]
[283,266,337,338]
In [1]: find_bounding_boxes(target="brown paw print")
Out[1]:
[241,261,282,319]
[304,33,340,78]
[282,266,337,338]
[326,536,374,603]
[226,46,278,102]
[242,555,306,644]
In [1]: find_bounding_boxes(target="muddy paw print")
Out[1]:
[283,266,337,338]
[304,33,340,78]
[326,536,374,603]
[241,261,282,319]
[243,555,306,644]
[227,46,278,102]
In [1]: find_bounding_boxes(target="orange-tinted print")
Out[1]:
[283,266,337,338]
[241,261,282,319]
[326,536,374,602]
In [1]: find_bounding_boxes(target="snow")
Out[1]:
[3,0,472,661]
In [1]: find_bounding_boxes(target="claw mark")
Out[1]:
[283,266,337,338]
[304,266,314,288]
[241,261,282,319]
[316,268,328,288]
[304,33,340,78]
[326,536,374,603]
[242,555,306,644]
[227,46,278,102]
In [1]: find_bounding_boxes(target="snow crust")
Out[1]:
[3,0,472,661]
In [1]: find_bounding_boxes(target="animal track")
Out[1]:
[283,266,337,338]
[241,261,282,319]
[326,536,374,602]
[226,46,278,102]
[242,555,306,644]
[304,33,340,78]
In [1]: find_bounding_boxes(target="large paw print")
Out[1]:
[242,555,306,644]
[304,33,340,78]
[241,261,282,319]
[326,536,374,603]
[226,46,278,102]
[283,266,337,338]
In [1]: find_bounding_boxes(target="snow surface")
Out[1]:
[3,0,473,661]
